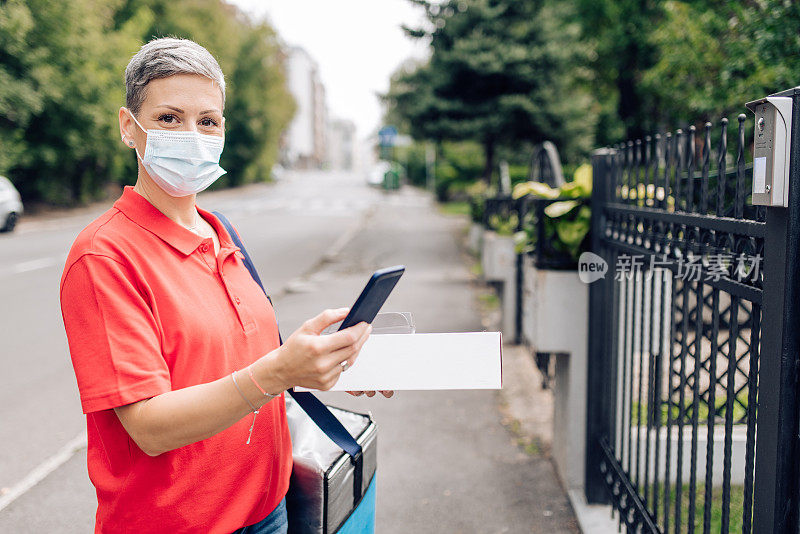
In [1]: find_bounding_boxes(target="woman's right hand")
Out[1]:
[266,308,372,392]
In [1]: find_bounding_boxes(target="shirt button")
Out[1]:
[234,296,241,305]
[200,243,209,253]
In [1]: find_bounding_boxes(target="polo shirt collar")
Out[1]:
[114,186,236,256]
[198,205,238,254]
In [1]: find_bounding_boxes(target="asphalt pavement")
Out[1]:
[0,170,577,533]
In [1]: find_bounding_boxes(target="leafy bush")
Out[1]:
[434,141,486,201]
[395,143,428,187]
[465,181,493,223]
[512,164,592,262]
[394,140,486,201]
[487,212,518,237]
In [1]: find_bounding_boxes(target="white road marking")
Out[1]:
[0,431,87,512]
[12,256,60,274]
[209,196,375,218]
[0,255,64,278]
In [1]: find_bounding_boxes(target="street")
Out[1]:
[0,170,576,533]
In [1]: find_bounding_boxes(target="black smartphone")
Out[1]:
[338,265,405,331]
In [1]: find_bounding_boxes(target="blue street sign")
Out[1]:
[378,126,398,147]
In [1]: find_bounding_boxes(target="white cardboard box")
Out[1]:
[296,332,503,392]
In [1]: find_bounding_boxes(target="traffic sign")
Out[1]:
[378,126,398,147]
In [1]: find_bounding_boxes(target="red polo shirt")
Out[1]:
[60,186,292,533]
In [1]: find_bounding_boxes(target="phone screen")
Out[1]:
[338,266,405,331]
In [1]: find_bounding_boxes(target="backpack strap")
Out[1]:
[213,211,364,502]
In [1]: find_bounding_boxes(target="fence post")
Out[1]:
[753,90,800,533]
[585,148,615,503]
[515,197,528,344]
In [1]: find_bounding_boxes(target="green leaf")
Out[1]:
[573,163,592,194]
[513,230,531,254]
[555,217,590,257]
[513,181,559,199]
[544,200,579,218]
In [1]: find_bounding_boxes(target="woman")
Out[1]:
[60,37,391,534]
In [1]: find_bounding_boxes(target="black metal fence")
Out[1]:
[586,90,800,534]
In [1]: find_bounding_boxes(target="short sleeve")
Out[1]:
[60,254,171,413]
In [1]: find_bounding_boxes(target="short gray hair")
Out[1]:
[125,37,226,114]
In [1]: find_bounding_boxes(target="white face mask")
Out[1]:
[129,112,226,197]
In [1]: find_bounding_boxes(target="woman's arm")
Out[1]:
[114,308,371,456]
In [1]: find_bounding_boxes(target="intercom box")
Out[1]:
[746,94,793,207]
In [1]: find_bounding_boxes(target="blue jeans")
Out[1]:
[233,498,288,534]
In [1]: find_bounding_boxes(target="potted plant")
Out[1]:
[512,163,592,353]
[481,210,518,283]
[512,164,593,491]
[466,181,490,255]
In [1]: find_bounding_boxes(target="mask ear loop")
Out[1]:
[128,109,147,135]
[126,109,147,163]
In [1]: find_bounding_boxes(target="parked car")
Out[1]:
[0,176,23,232]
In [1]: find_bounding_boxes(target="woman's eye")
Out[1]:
[200,117,219,127]
[158,114,178,124]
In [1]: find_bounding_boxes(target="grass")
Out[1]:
[438,200,471,216]
[630,391,750,427]
[647,482,745,533]
[501,415,542,457]
[470,260,483,277]
[478,292,499,310]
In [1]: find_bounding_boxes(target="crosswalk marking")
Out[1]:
[213,192,431,219]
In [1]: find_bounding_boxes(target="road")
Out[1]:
[0,170,577,533]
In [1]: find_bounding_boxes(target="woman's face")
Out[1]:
[119,73,224,153]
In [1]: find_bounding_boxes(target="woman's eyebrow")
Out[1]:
[155,105,185,113]
[153,105,221,115]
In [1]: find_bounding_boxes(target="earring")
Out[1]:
[128,140,135,147]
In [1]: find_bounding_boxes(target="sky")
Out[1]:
[230,0,430,139]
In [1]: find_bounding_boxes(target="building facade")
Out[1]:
[327,118,356,170]
[284,46,327,168]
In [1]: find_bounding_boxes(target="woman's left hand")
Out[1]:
[346,390,394,398]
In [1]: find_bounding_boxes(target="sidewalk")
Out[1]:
[279,189,579,532]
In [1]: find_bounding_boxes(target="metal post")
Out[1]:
[752,88,800,533]
[585,148,615,502]
[515,197,528,345]
[425,142,435,192]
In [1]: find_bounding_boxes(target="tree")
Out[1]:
[222,21,295,186]
[641,0,800,127]
[112,0,295,189]
[0,0,140,203]
[570,0,800,140]
[0,0,294,204]
[385,0,596,183]
[571,0,664,143]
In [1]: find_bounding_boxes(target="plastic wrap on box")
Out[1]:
[285,397,378,534]
[322,311,415,335]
